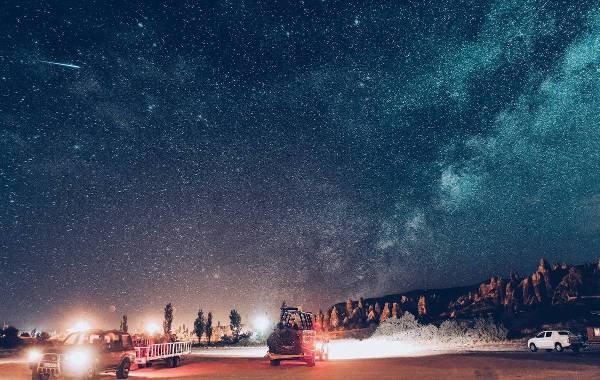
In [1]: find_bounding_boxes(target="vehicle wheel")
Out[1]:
[306,357,316,367]
[554,343,563,352]
[529,343,537,352]
[32,372,49,380]
[172,356,180,367]
[116,358,131,379]
[146,361,153,367]
[166,357,175,368]
[270,359,280,366]
[80,364,98,379]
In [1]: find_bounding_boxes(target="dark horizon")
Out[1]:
[2,0,600,330]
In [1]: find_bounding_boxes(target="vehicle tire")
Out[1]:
[172,356,180,367]
[32,372,49,380]
[80,364,98,380]
[116,358,131,379]
[270,359,280,366]
[529,343,537,352]
[554,343,563,352]
[166,357,175,368]
[306,356,316,367]
[146,361,153,367]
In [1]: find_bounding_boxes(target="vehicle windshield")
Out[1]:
[63,332,104,345]
[63,333,83,345]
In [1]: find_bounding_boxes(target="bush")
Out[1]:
[373,312,507,348]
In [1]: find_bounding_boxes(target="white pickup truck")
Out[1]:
[527,330,583,352]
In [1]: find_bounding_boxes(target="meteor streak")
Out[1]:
[38,60,81,69]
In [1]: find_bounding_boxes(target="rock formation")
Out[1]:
[418,295,427,317]
[552,266,584,304]
[380,303,391,323]
[391,302,399,318]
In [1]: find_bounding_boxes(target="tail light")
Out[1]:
[302,331,315,345]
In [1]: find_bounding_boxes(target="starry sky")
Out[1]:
[1,0,600,331]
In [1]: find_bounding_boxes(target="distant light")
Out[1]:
[71,320,91,332]
[146,322,160,335]
[26,349,42,363]
[251,314,271,334]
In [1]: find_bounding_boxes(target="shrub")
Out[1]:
[373,312,507,348]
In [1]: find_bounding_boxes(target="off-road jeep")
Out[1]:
[31,329,135,379]
[267,307,328,367]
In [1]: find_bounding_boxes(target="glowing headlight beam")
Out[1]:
[64,349,92,372]
[327,338,433,360]
[26,349,42,363]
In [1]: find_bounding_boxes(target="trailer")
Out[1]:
[134,341,192,368]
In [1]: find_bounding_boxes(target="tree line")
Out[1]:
[118,303,245,344]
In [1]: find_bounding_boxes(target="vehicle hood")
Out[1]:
[41,345,67,354]
[42,345,96,355]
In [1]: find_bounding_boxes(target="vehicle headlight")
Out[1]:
[26,349,42,363]
[64,349,92,372]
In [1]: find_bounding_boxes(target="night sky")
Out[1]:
[2,0,600,331]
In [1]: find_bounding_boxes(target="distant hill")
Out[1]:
[321,258,600,336]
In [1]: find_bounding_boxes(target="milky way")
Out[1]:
[1,1,599,330]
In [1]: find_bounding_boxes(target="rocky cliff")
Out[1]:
[327,258,600,333]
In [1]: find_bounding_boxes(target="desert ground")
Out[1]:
[2,347,600,380]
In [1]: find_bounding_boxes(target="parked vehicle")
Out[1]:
[31,329,135,379]
[582,326,600,350]
[267,307,328,367]
[30,329,193,379]
[527,330,583,353]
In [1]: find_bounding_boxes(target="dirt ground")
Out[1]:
[2,351,600,379]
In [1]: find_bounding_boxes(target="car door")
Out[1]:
[543,331,553,349]
[120,334,135,364]
[106,332,125,369]
[95,333,114,371]
[533,332,544,347]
